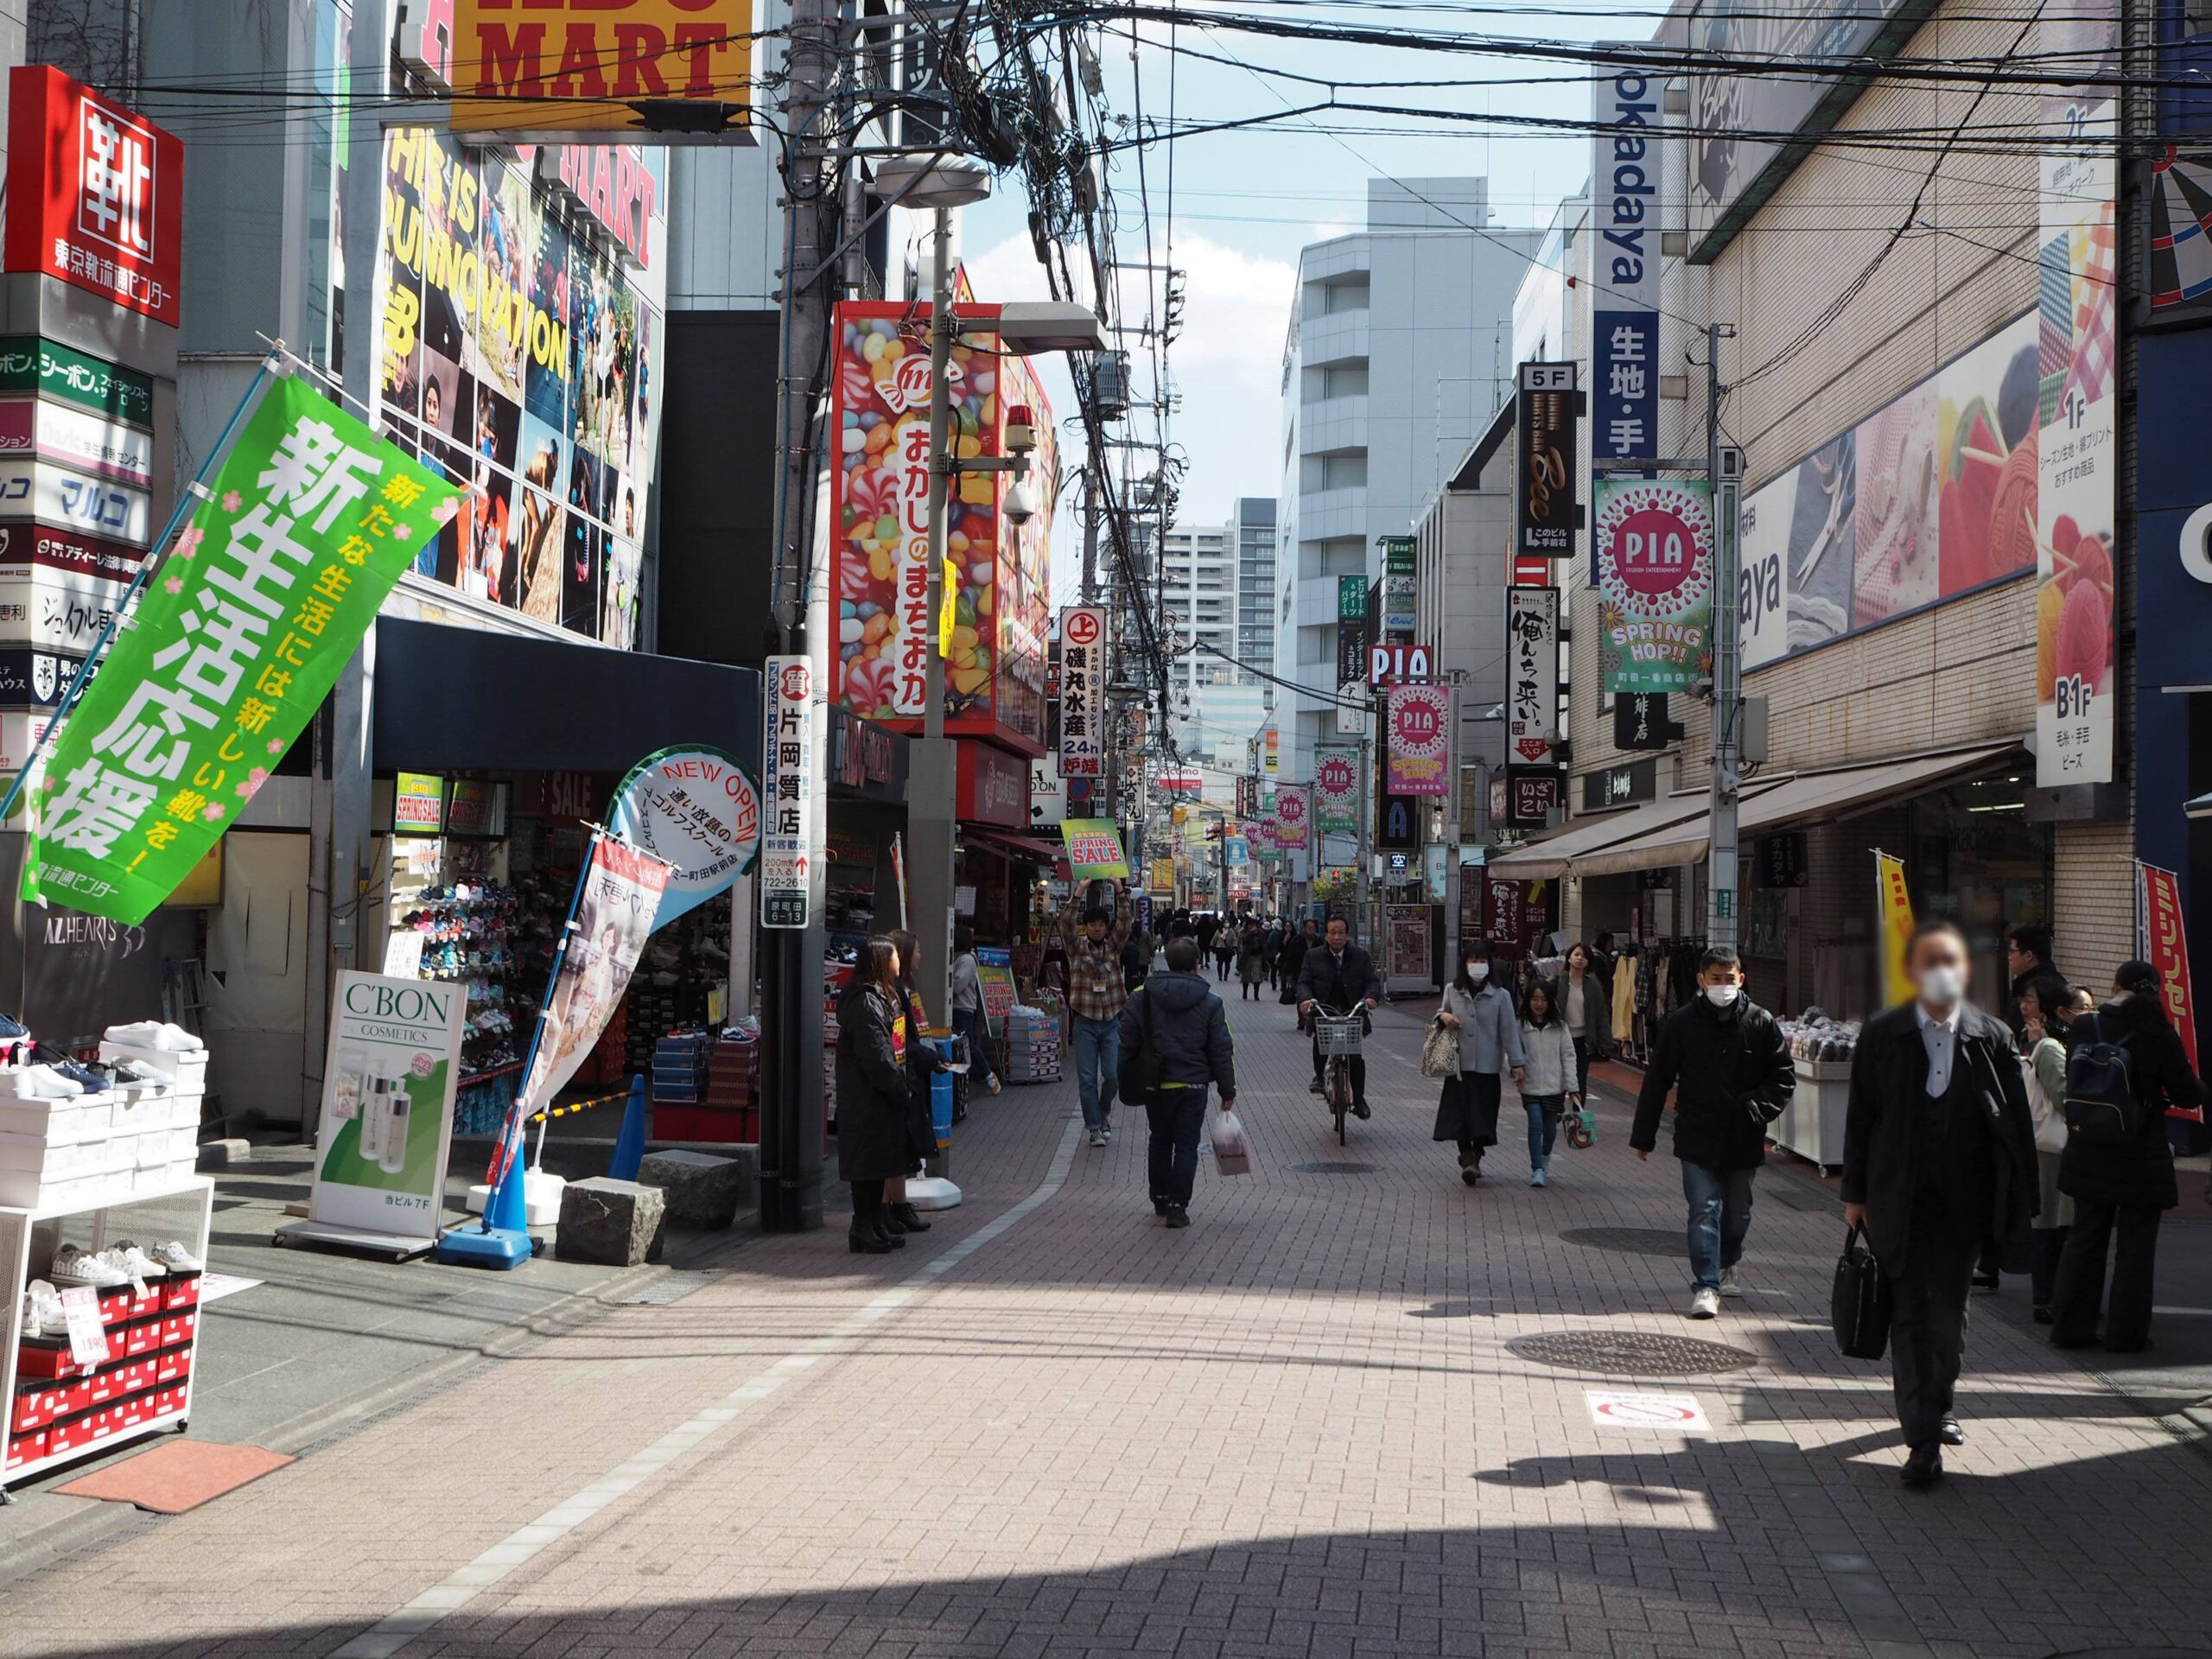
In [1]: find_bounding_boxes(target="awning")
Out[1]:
[1568,741,2023,879]
[963,826,1065,866]
[1487,791,1725,880]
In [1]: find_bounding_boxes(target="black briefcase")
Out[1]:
[1831,1222,1892,1361]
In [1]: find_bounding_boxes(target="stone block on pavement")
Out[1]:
[195,1138,251,1170]
[637,1148,743,1230]
[555,1177,666,1266]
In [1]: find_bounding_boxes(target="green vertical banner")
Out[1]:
[23,375,460,921]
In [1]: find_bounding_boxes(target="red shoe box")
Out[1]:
[14,1340,83,1381]
[151,1383,187,1419]
[118,1318,159,1357]
[112,1390,161,1430]
[153,1344,193,1385]
[45,1409,91,1457]
[4,1425,48,1471]
[652,1103,756,1144]
[162,1271,201,1312]
[60,1281,162,1327]
[159,1310,197,1350]
[10,1381,69,1433]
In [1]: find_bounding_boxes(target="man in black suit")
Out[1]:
[1297,915,1382,1117]
[1843,920,2037,1488]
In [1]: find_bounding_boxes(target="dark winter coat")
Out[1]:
[1237,924,1268,985]
[835,981,913,1183]
[1280,931,1313,985]
[2058,996,2203,1210]
[1630,994,1795,1171]
[1119,970,1237,1097]
[1297,941,1382,1015]
[1842,1001,2039,1278]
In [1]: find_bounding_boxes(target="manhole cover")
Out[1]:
[1507,1331,1758,1376]
[1558,1227,1684,1256]
[1287,1161,1378,1174]
[610,1271,721,1306]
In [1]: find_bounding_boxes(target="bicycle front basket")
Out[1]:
[1315,1015,1364,1056]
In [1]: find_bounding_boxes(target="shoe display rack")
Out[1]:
[1,1173,213,1495]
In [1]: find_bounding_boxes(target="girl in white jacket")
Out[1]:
[1518,980,1577,1186]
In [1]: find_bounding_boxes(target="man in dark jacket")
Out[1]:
[1631,946,1795,1320]
[1844,919,2038,1488]
[2005,924,2068,1039]
[1279,918,1316,1003]
[1120,938,1237,1228]
[1298,916,1382,1116]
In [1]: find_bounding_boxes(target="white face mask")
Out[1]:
[1918,965,1966,1007]
[1704,984,1742,1008]
[1467,963,1489,983]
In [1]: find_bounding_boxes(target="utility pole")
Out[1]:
[907,208,961,1027]
[1080,466,1099,602]
[1705,321,1743,951]
[758,0,842,1231]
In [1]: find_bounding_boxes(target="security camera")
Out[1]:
[1004,477,1040,524]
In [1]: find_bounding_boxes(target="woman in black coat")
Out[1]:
[836,938,916,1255]
[2050,961,2207,1351]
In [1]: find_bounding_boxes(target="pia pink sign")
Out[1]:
[1385,684,1450,798]
[1273,784,1310,849]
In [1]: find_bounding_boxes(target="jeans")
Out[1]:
[1071,1014,1120,1130]
[1523,1094,1565,1172]
[1681,1160,1756,1291]
[953,1005,995,1088]
[1887,1227,1977,1447]
[1146,1087,1209,1207]
[2051,1198,2163,1350]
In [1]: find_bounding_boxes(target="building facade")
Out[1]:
[1159,499,1275,804]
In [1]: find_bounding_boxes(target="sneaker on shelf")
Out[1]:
[14,1064,83,1099]
[51,1244,128,1287]
[149,1240,204,1273]
[106,1243,168,1280]
[1719,1265,1743,1298]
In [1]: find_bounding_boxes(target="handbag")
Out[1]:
[1116,988,1156,1106]
[1830,1221,1892,1361]
[1419,1017,1460,1080]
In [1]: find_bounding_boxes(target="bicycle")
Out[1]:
[1311,1003,1364,1145]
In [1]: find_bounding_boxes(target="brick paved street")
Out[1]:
[5,991,2210,1659]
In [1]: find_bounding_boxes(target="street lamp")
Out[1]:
[869,162,1102,1034]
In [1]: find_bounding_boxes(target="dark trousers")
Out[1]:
[1572,1035,1592,1102]
[953,1005,995,1087]
[1886,1229,1978,1449]
[849,1178,886,1235]
[1311,1040,1367,1106]
[1146,1088,1209,1207]
[2050,1198,2163,1350]
[2031,1227,2069,1310]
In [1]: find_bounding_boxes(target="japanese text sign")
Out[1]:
[451,0,753,136]
[1590,58,1662,480]
[23,376,460,922]
[1877,851,1915,1007]
[1516,363,1580,557]
[3,67,184,327]
[1058,606,1106,778]
[1595,479,1713,694]
[1061,817,1128,880]
[1507,588,1558,764]
[760,654,815,929]
[1384,684,1450,798]
[608,744,761,930]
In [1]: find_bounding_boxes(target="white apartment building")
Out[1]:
[1272,180,1541,785]
[1160,499,1278,802]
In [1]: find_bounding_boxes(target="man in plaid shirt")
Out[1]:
[1058,879,1134,1147]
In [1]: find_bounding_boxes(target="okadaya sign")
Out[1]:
[305,971,467,1246]
[607,743,761,930]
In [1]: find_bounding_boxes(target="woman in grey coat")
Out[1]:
[1431,942,1526,1185]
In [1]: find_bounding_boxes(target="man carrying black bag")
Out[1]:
[1843,920,2038,1488]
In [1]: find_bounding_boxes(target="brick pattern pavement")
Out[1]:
[2,991,2209,1658]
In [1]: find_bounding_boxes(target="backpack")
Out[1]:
[2063,1029,2140,1145]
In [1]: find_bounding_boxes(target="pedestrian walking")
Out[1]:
[1263,919,1285,988]
[2018,981,2082,1323]
[949,925,1001,1096]
[1431,943,1523,1181]
[884,931,944,1236]
[1561,941,1612,1109]
[1299,916,1383,1116]
[1279,918,1314,1005]
[2050,960,2206,1354]
[835,937,918,1255]
[1842,920,2037,1487]
[1119,938,1237,1230]
[1516,980,1574,1187]
[1211,924,1236,982]
[1237,918,1267,1001]
[1630,945,1795,1319]
[1057,880,1134,1147]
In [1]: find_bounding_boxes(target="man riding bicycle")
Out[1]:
[1297,915,1382,1118]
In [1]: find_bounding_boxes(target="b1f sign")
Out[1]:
[1590,54,1662,480]
[3,67,183,327]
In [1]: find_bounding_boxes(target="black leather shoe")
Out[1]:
[1353,1101,1371,1119]
[1939,1416,1964,1446]
[1152,1197,1170,1216]
[1901,1446,1944,1488]
[880,1209,907,1235]
[849,1229,893,1255]
[888,1203,931,1232]
[1164,1205,1191,1229]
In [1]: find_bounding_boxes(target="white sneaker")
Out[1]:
[21,1279,61,1338]
[1529,1168,1547,1188]
[105,1244,168,1281]
[1688,1287,1721,1320]
[149,1240,203,1273]
[51,1244,128,1287]
[1719,1266,1743,1298]
[1089,1128,1108,1148]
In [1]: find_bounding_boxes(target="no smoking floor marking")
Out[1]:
[1584,1389,1713,1433]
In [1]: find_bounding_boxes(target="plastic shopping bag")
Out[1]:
[1210,1109,1252,1177]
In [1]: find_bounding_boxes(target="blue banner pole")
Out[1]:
[0,350,283,828]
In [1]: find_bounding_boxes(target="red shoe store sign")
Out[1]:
[3,67,184,327]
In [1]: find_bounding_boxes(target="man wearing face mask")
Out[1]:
[1844,920,2038,1489]
[1630,947,1796,1320]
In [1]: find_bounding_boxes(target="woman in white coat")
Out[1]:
[1516,980,1578,1187]
[1431,943,1525,1185]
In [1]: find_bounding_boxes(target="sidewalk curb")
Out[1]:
[0,1256,671,1590]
